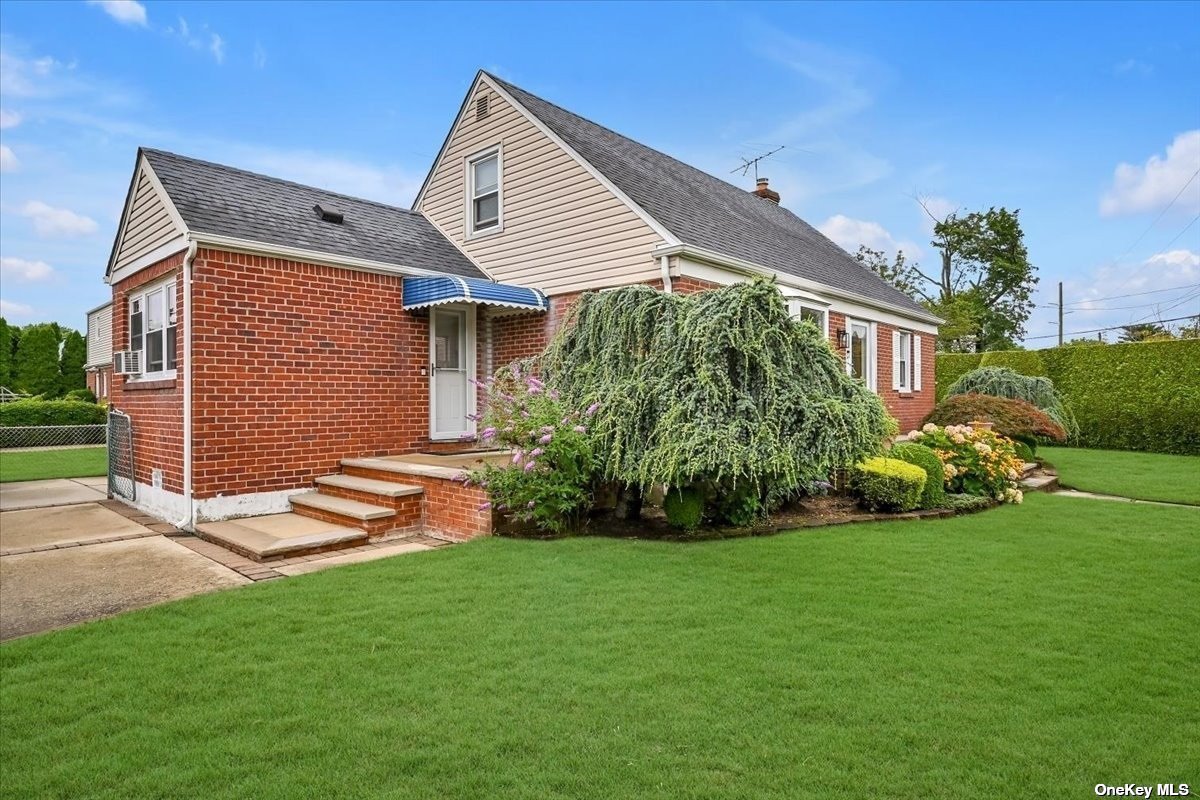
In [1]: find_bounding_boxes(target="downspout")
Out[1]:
[175,238,198,531]
[659,255,672,294]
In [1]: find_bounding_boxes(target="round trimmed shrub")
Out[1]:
[1011,439,1035,463]
[946,366,1075,436]
[664,486,704,531]
[851,457,926,513]
[923,393,1067,443]
[888,442,946,509]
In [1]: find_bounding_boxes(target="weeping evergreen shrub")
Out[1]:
[946,366,1077,437]
[540,279,893,512]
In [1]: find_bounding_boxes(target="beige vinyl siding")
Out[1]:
[419,84,666,295]
[85,303,113,367]
[114,167,183,272]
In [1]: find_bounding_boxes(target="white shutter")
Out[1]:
[891,330,901,390]
[914,335,923,391]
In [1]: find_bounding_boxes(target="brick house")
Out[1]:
[101,71,939,543]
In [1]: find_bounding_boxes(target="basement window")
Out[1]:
[467,147,501,236]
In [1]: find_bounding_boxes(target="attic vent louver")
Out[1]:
[313,204,343,224]
[476,94,489,120]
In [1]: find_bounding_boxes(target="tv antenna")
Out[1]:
[731,145,785,180]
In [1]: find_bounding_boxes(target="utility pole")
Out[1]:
[1058,282,1063,347]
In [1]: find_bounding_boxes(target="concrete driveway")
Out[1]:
[0,481,248,641]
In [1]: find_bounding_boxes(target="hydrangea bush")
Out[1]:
[463,367,598,534]
[908,423,1025,504]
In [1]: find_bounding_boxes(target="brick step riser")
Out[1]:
[290,502,411,538]
[194,528,366,563]
[316,482,424,516]
[342,465,492,540]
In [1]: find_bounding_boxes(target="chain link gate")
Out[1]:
[107,410,135,501]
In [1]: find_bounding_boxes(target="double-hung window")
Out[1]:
[128,276,178,379]
[892,330,922,393]
[787,300,828,336]
[468,148,501,235]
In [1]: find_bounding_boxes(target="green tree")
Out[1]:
[855,246,923,299]
[14,323,63,397]
[1118,323,1172,343]
[0,318,13,388]
[913,203,1037,352]
[59,329,88,393]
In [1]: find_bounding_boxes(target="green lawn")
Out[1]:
[0,446,107,483]
[3,493,1197,799]
[1040,446,1200,505]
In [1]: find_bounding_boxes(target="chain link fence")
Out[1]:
[0,424,108,483]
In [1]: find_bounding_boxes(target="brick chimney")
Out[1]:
[752,177,780,204]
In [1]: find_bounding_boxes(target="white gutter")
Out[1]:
[176,238,198,531]
[659,255,672,294]
[652,243,945,326]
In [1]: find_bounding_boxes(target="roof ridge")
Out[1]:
[139,147,423,216]
[485,73,776,208]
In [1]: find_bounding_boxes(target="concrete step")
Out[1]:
[1020,474,1060,493]
[197,513,367,561]
[1022,461,1039,476]
[289,491,395,521]
[315,474,423,498]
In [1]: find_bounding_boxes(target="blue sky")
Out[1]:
[1,0,1198,347]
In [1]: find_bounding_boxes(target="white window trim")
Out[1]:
[464,144,503,240]
[896,330,913,394]
[845,317,875,392]
[127,274,178,382]
[787,300,829,337]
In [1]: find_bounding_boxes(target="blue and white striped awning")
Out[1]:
[402,275,548,313]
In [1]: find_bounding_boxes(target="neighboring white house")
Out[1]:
[85,301,113,401]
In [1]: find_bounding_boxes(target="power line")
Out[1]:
[1158,213,1200,252]
[1026,313,1199,341]
[1062,282,1200,307]
[1105,174,1200,294]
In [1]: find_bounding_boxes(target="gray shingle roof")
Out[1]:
[140,148,485,279]
[487,74,933,319]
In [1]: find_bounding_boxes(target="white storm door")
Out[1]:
[430,306,475,440]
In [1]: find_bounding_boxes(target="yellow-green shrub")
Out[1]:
[851,457,926,512]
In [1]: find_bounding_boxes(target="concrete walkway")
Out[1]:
[0,476,108,511]
[1053,489,1200,509]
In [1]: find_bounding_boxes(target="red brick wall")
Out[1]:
[86,366,113,402]
[875,323,935,432]
[109,251,186,492]
[189,248,435,499]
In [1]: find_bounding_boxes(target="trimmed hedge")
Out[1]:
[888,442,947,509]
[663,486,705,531]
[0,400,107,427]
[851,457,926,512]
[936,339,1200,454]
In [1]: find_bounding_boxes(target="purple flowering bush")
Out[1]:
[463,367,598,534]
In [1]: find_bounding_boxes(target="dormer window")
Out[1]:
[467,147,501,236]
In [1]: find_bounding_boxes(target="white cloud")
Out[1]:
[819,214,922,261]
[0,299,34,317]
[0,109,21,129]
[166,17,226,64]
[1100,130,1200,217]
[253,42,267,69]
[0,144,17,172]
[233,148,423,207]
[1113,58,1153,77]
[0,257,56,282]
[210,33,225,65]
[19,201,100,238]
[1145,249,1200,269]
[86,0,148,27]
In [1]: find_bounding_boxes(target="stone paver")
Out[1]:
[0,537,249,640]
[0,503,153,554]
[0,477,107,511]
[273,540,431,577]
